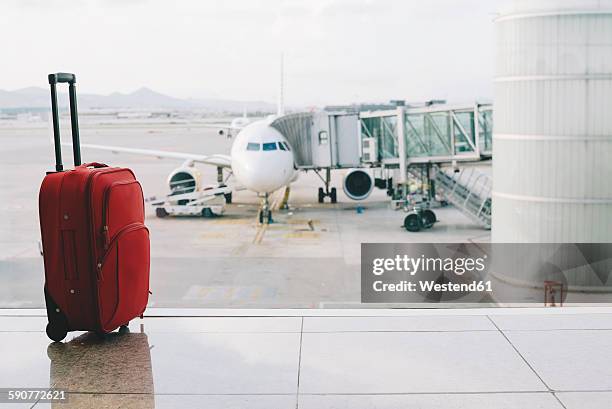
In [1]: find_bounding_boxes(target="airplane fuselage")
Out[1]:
[230,120,296,194]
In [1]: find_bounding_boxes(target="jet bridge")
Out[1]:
[270,104,494,229]
[270,111,361,169]
[270,111,362,202]
[270,103,493,170]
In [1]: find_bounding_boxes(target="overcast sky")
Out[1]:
[1,0,503,106]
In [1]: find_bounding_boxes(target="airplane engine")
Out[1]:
[167,167,201,195]
[343,169,374,201]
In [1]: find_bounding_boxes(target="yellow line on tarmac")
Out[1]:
[253,189,286,244]
[253,223,268,244]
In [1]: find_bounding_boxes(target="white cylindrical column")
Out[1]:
[493,0,612,244]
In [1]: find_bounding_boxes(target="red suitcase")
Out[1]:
[39,73,150,342]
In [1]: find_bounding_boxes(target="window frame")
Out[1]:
[246,142,261,151]
[262,142,278,151]
[318,131,329,145]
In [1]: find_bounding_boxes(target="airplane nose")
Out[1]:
[238,157,288,193]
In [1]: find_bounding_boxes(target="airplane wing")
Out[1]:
[62,143,232,168]
[200,124,243,131]
[200,124,243,137]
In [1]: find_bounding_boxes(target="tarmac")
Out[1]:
[0,118,489,308]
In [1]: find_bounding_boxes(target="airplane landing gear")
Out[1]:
[316,168,337,203]
[279,186,291,210]
[259,193,273,224]
[259,209,272,224]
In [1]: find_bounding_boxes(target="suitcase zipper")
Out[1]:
[85,167,138,332]
[96,222,147,280]
[101,180,142,250]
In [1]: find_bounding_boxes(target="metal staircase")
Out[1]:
[435,167,492,229]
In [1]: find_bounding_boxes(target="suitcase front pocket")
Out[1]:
[101,180,144,249]
[98,223,150,331]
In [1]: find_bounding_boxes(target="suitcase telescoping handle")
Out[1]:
[48,72,81,172]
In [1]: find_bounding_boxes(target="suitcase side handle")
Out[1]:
[48,72,81,172]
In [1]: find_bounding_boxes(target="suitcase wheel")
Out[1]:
[94,330,107,340]
[46,322,67,342]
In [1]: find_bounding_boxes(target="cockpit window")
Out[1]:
[278,142,287,151]
[282,142,291,151]
[246,142,260,151]
[262,142,277,151]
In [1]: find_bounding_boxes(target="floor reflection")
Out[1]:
[47,326,154,408]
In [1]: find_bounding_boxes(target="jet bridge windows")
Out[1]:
[246,142,260,151]
[263,142,277,151]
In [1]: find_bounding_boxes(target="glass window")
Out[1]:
[263,142,277,151]
[318,131,329,145]
[283,142,291,151]
[246,142,260,151]
[278,141,287,151]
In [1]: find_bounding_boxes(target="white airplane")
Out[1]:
[229,114,251,130]
[205,107,253,138]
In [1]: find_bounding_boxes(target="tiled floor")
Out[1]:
[1,309,611,408]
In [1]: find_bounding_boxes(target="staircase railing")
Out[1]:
[435,167,492,229]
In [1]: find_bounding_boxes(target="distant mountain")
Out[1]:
[0,86,276,113]
[79,87,196,110]
[0,87,51,109]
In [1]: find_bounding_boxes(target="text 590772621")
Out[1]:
[0,388,68,403]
